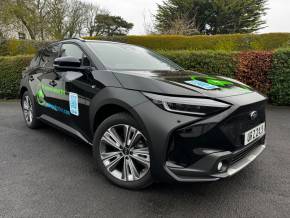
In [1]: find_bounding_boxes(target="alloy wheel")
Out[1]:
[23,95,33,125]
[100,124,150,182]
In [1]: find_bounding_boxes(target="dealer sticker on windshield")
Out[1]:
[185,80,219,90]
[69,92,79,116]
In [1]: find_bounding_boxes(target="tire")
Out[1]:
[21,91,41,129]
[93,113,153,190]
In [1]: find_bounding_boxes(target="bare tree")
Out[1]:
[4,0,38,39]
[48,0,96,39]
[143,10,157,35]
[0,0,50,40]
[36,0,49,40]
[83,3,103,37]
[0,0,119,40]
[47,0,67,39]
[66,0,87,38]
[163,15,199,35]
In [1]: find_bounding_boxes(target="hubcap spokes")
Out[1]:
[23,96,33,124]
[100,124,150,182]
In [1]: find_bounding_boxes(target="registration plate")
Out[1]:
[244,123,265,145]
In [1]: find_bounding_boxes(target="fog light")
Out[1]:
[217,162,223,171]
[217,161,228,172]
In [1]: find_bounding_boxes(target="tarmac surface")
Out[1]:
[0,101,289,217]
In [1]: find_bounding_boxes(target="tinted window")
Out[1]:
[40,44,60,68]
[86,42,182,71]
[29,54,41,68]
[60,43,90,66]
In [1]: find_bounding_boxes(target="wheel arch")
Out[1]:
[92,103,132,132]
[89,88,150,140]
[19,86,28,101]
[92,100,147,136]
[19,84,40,117]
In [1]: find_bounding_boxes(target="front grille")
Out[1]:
[231,138,264,164]
[219,101,266,147]
[167,100,266,167]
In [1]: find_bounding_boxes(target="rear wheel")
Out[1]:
[21,91,41,129]
[93,113,153,189]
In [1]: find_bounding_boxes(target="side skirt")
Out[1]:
[39,115,93,146]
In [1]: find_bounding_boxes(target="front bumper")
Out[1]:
[133,92,267,183]
[165,142,266,182]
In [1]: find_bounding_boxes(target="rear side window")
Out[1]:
[40,44,61,68]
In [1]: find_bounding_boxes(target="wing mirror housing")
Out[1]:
[54,56,89,71]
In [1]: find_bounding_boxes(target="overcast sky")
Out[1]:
[83,0,290,35]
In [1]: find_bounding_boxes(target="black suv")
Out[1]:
[20,38,267,189]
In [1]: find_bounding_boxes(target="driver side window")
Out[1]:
[39,44,60,68]
[60,44,91,67]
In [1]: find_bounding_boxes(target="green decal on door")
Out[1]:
[35,84,71,116]
[41,84,66,96]
[36,89,45,106]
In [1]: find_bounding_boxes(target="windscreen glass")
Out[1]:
[87,42,182,71]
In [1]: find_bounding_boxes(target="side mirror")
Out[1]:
[54,56,82,71]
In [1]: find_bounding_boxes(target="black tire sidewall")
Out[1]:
[93,112,153,190]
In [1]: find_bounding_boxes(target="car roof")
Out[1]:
[44,38,144,52]
[59,38,133,47]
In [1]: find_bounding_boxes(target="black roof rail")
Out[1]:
[63,37,85,42]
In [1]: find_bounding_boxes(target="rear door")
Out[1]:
[25,52,44,96]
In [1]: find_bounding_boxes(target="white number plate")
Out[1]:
[244,123,265,145]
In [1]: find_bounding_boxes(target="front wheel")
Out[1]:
[93,113,153,189]
[21,91,41,129]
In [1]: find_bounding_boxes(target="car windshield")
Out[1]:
[86,41,182,71]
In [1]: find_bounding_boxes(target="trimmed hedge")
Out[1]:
[0,55,33,99]
[0,39,51,56]
[159,50,237,78]
[269,49,290,105]
[84,33,290,51]
[1,49,290,105]
[0,33,290,56]
[236,51,273,95]
[159,49,290,105]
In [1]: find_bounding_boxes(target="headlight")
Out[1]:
[143,92,230,116]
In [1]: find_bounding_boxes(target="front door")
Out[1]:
[35,42,98,141]
[56,43,97,139]
[35,43,71,121]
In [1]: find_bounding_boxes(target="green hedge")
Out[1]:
[0,55,33,99]
[160,49,290,105]
[1,33,289,56]
[0,49,290,105]
[159,50,237,78]
[84,33,290,51]
[0,39,50,56]
[269,49,290,105]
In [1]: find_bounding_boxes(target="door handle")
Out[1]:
[49,80,57,87]
[29,76,34,81]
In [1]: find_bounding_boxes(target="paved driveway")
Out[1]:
[0,101,289,218]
